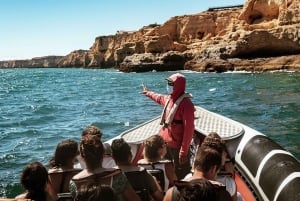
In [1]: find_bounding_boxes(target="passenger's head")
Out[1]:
[201,132,227,165]
[178,179,217,201]
[75,182,119,201]
[143,135,167,162]
[80,134,104,170]
[193,147,222,179]
[111,138,132,164]
[49,139,79,168]
[20,161,49,201]
[201,132,226,153]
[82,125,103,138]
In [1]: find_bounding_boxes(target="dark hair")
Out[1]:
[143,135,165,162]
[193,147,222,173]
[82,125,103,138]
[178,179,217,201]
[111,138,132,164]
[76,182,119,201]
[20,161,48,201]
[49,139,79,168]
[80,134,104,170]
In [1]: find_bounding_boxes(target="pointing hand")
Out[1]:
[141,83,148,94]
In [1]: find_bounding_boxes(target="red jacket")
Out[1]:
[145,73,195,157]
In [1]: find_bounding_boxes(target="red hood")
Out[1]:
[166,73,186,100]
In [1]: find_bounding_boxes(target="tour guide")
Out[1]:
[142,73,195,179]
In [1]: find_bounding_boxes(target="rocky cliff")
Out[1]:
[1,0,300,72]
[0,56,63,68]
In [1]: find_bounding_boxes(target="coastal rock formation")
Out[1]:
[0,56,63,68]
[62,0,300,72]
[119,51,190,72]
[57,50,90,68]
[1,0,300,72]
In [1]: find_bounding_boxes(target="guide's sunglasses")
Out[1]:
[167,81,174,86]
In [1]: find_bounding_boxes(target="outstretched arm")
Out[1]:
[141,83,168,107]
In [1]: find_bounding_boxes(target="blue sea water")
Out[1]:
[0,68,299,197]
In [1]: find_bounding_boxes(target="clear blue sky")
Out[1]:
[0,0,246,60]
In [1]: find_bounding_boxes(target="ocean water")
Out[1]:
[0,68,299,197]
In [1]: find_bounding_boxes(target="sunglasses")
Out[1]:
[167,81,174,86]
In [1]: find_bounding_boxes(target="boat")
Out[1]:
[105,105,300,201]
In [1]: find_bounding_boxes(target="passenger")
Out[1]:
[177,179,218,201]
[77,125,116,168]
[141,73,195,180]
[201,132,234,174]
[16,161,57,201]
[75,182,119,201]
[111,138,164,201]
[163,147,232,201]
[138,135,177,192]
[48,139,82,194]
[70,134,140,201]
[200,132,238,201]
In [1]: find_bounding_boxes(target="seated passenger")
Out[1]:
[111,138,164,201]
[70,134,140,201]
[163,147,232,201]
[16,161,57,201]
[200,132,238,201]
[48,139,82,194]
[75,182,119,201]
[138,135,177,192]
[76,125,116,169]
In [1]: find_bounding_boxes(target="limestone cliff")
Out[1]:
[1,0,300,72]
[89,0,300,72]
[0,56,63,68]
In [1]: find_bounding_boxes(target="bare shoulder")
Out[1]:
[14,193,27,199]
[71,169,87,180]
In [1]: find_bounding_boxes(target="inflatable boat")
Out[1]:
[106,106,300,201]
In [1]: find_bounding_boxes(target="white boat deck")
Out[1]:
[194,106,244,140]
[121,106,244,143]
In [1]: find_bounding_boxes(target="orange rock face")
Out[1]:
[86,0,300,72]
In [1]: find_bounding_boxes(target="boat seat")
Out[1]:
[145,168,165,191]
[124,170,152,201]
[56,193,73,201]
[138,161,170,192]
[48,168,82,194]
[71,169,121,189]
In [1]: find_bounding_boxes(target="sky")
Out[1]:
[0,0,246,60]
